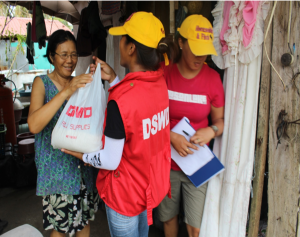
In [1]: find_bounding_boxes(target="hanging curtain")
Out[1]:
[200,2,270,237]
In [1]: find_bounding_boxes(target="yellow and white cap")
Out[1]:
[178,15,217,56]
[109,12,165,49]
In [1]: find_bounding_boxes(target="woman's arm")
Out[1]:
[62,136,125,170]
[190,105,224,146]
[28,74,93,134]
[28,77,68,134]
[210,105,224,137]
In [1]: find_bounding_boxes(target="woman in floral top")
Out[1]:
[28,29,99,237]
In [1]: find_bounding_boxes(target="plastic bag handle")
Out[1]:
[83,63,101,88]
[85,63,101,75]
[85,66,90,74]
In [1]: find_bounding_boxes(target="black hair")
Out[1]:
[44,30,76,65]
[125,35,178,71]
[173,33,187,63]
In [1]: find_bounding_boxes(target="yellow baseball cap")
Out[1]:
[177,15,217,56]
[109,12,165,49]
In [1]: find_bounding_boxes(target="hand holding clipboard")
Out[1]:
[171,117,225,187]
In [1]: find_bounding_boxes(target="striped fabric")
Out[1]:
[101,1,121,15]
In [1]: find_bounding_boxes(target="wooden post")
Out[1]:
[169,1,175,41]
[170,1,175,34]
[247,2,273,237]
[267,2,300,237]
[174,1,179,10]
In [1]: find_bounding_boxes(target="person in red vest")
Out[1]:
[157,15,225,237]
[62,12,176,237]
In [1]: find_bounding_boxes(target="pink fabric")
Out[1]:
[243,1,260,47]
[220,1,234,53]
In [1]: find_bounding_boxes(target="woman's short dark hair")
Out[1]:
[44,30,76,65]
[125,35,178,71]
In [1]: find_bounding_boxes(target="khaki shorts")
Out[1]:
[157,169,207,229]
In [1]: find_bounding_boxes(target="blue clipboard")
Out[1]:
[177,117,225,187]
[186,152,224,188]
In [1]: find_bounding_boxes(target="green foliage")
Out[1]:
[43,13,51,20]
[6,32,26,74]
[0,2,29,72]
[0,2,8,16]
[14,5,31,18]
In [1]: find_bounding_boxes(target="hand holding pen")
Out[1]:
[183,130,205,148]
[170,130,198,157]
[189,127,215,147]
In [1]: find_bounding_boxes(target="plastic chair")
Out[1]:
[1,224,43,237]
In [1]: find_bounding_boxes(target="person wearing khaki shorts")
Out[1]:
[158,170,207,228]
[158,14,225,237]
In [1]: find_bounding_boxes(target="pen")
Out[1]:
[183,130,200,150]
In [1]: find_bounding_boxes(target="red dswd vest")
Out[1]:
[96,69,171,225]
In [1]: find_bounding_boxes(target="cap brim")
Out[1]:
[109,26,127,36]
[188,39,218,56]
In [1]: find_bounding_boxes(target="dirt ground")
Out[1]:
[0,186,188,236]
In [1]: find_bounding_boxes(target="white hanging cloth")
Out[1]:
[200,1,270,237]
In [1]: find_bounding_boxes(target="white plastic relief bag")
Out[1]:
[51,63,106,153]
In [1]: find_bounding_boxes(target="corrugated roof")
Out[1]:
[0,16,72,37]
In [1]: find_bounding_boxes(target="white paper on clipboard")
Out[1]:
[171,117,214,176]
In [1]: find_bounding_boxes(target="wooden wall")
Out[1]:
[267,2,300,237]
[248,2,273,236]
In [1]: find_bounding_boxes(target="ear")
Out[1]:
[128,43,136,56]
[178,38,183,49]
[49,54,54,64]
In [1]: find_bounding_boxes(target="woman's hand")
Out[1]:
[61,149,83,160]
[190,127,215,147]
[89,63,97,75]
[62,73,93,98]
[89,56,117,83]
[171,131,198,157]
[61,149,92,167]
